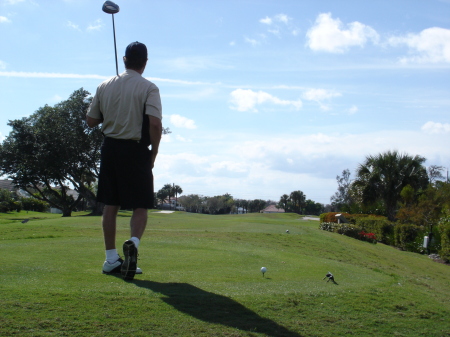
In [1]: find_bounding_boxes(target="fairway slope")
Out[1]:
[1,212,449,336]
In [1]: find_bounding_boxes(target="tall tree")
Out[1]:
[156,188,169,208]
[162,183,174,209]
[173,184,183,209]
[278,194,290,212]
[290,190,306,214]
[427,165,445,184]
[304,199,324,215]
[330,169,354,212]
[0,89,103,216]
[354,150,429,221]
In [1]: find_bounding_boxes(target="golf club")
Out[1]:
[102,1,120,76]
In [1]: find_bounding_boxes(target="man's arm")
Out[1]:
[149,116,162,168]
[86,115,103,128]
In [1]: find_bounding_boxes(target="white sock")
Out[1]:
[130,237,140,248]
[106,249,119,263]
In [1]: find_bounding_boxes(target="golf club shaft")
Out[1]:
[112,14,118,76]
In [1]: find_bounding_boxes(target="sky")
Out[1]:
[1,0,450,205]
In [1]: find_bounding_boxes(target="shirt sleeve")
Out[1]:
[86,89,103,120]
[145,86,162,120]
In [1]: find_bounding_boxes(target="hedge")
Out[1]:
[319,212,443,254]
[393,224,422,251]
[438,213,450,262]
[357,219,394,245]
[319,212,351,223]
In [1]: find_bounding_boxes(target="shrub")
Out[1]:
[394,224,424,252]
[334,223,361,239]
[359,231,377,244]
[438,212,450,262]
[319,222,336,232]
[356,219,394,245]
[320,212,351,223]
[20,197,49,212]
[318,222,361,240]
[346,214,387,224]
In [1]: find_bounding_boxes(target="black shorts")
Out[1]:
[97,137,154,209]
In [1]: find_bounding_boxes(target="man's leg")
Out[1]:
[102,205,122,274]
[121,208,147,280]
[130,208,148,240]
[102,205,120,250]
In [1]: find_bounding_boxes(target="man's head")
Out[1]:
[123,41,148,72]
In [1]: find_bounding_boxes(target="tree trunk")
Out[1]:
[62,208,72,217]
[90,202,104,216]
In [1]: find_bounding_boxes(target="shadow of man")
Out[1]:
[133,280,303,337]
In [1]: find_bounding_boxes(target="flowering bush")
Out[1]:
[319,222,336,232]
[359,231,377,244]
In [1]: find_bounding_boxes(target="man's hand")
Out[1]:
[149,116,162,169]
[86,115,103,128]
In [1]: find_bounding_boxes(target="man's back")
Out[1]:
[89,69,161,141]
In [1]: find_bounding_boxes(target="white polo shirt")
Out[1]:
[87,69,162,141]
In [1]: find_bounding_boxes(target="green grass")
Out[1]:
[1,211,449,336]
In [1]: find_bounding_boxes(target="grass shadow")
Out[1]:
[133,280,303,337]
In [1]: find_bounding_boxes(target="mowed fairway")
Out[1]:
[1,211,449,336]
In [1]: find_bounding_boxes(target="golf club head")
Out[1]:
[102,1,119,14]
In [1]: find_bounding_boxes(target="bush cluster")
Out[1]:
[438,212,450,262]
[0,189,50,213]
[320,212,351,223]
[319,221,376,244]
[319,212,448,254]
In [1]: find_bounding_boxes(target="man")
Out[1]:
[86,41,162,280]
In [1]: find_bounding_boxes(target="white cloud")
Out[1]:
[302,88,342,111]
[275,14,290,24]
[163,56,231,72]
[229,89,302,112]
[50,95,63,103]
[176,135,192,142]
[0,16,11,23]
[260,16,272,25]
[229,41,236,46]
[422,121,450,134]
[306,13,379,53]
[244,37,260,46]
[149,77,219,86]
[388,27,450,63]
[67,20,81,31]
[302,88,341,101]
[0,71,107,79]
[87,19,104,31]
[0,60,7,70]
[348,105,358,115]
[154,129,450,203]
[259,14,297,37]
[4,0,25,4]
[169,114,197,129]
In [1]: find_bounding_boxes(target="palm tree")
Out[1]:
[162,183,173,209]
[279,194,290,212]
[156,188,169,208]
[290,190,306,214]
[173,184,183,209]
[353,150,429,221]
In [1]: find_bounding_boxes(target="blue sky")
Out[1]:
[1,0,450,204]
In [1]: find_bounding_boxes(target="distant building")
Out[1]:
[159,198,184,211]
[262,205,285,213]
[0,180,16,192]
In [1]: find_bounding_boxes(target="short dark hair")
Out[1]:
[124,41,147,70]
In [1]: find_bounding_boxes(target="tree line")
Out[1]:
[154,184,324,215]
[329,150,450,227]
[277,190,324,215]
